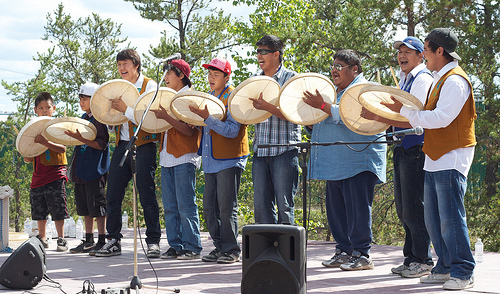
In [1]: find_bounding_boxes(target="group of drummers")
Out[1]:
[20,29,476,290]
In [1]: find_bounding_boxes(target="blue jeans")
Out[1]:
[393,145,432,266]
[203,167,242,254]
[325,171,377,256]
[161,164,202,254]
[424,170,475,280]
[106,142,161,244]
[252,149,299,224]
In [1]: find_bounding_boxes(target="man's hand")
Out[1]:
[64,129,84,142]
[189,104,210,120]
[360,107,380,121]
[151,105,170,121]
[302,89,324,109]
[249,92,272,111]
[110,96,127,113]
[381,96,403,113]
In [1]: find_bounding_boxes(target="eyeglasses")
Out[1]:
[330,63,352,71]
[256,49,277,55]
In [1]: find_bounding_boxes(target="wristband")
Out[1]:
[320,101,327,111]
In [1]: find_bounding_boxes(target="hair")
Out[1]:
[423,39,454,62]
[35,92,54,107]
[208,66,228,77]
[117,49,141,73]
[163,63,192,87]
[256,35,284,63]
[333,49,363,74]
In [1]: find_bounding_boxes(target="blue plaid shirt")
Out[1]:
[252,65,302,157]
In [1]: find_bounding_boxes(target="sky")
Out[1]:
[0,0,252,113]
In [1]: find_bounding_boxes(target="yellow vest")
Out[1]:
[161,128,201,158]
[116,76,160,146]
[210,85,250,160]
[422,66,477,160]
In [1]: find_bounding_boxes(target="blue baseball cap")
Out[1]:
[393,36,424,53]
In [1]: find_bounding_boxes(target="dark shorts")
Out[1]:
[30,179,69,221]
[74,177,107,217]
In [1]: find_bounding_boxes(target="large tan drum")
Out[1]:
[170,91,225,126]
[16,116,52,157]
[358,84,424,122]
[339,82,390,135]
[278,73,336,125]
[133,87,178,133]
[43,117,97,146]
[90,79,139,126]
[228,76,280,124]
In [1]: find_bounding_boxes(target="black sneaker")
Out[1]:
[146,243,160,258]
[177,250,200,260]
[217,252,240,264]
[202,249,221,262]
[36,235,49,249]
[95,239,121,257]
[161,247,179,259]
[70,241,95,253]
[56,237,68,252]
[88,242,105,256]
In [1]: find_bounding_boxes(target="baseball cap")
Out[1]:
[169,59,192,87]
[426,28,461,60]
[202,57,231,75]
[79,82,99,97]
[393,36,424,53]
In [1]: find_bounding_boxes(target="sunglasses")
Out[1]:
[330,63,353,71]
[256,49,277,55]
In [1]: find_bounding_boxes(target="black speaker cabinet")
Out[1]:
[241,224,306,294]
[0,236,46,289]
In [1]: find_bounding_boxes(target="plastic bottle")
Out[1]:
[475,238,483,263]
[122,211,129,229]
[50,220,57,238]
[68,216,76,238]
[24,217,31,236]
[76,218,84,240]
[46,222,53,245]
[30,219,38,237]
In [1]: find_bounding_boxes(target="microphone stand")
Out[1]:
[118,63,180,293]
[257,137,399,233]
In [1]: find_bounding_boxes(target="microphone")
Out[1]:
[161,53,181,63]
[386,126,424,137]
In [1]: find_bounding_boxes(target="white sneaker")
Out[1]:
[391,264,409,274]
[443,276,474,290]
[401,262,433,278]
[420,272,450,284]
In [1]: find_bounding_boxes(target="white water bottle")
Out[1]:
[24,218,31,236]
[68,216,76,238]
[122,211,129,229]
[76,218,84,240]
[46,222,53,245]
[475,238,483,263]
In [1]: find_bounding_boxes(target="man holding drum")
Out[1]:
[302,50,387,271]
[250,35,301,225]
[96,49,162,258]
[382,28,476,290]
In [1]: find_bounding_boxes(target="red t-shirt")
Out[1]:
[31,150,67,189]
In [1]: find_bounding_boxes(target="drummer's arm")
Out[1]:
[302,90,333,116]
[34,134,66,154]
[250,93,288,121]
[151,106,195,136]
[24,157,33,163]
[361,107,412,128]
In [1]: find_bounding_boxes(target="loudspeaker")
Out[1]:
[241,224,306,294]
[0,236,46,289]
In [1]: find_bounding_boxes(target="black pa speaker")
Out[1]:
[0,236,46,289]
[241,224,306,294]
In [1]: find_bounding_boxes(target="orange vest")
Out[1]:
[209,85,250,159]
[39,149,67,166]
[161,127,201,158]
[116,77,160,146]
[422,66,477,160]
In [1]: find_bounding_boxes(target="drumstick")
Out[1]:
[376,70,381,84]
[390,66,400,89]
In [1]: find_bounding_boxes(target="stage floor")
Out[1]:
[0,229,498,294]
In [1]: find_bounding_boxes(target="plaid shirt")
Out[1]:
[253,65,301,157]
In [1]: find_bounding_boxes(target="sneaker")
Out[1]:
[420,272,450,284]
[340,252,374,271]
[217,252,240,264]
[146,243,160,258]
[177,250,201,260]
[442,276,474,290]
[70,241,95,253]
[202,249,221,262]
[56,237,68,252]
[401,262,433,278]
[391,264,409,274]
[95,239,121,257]
[322,249,351,268]
[89,242,105,256]
[161,247,179,259]
[36,235,49,249]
